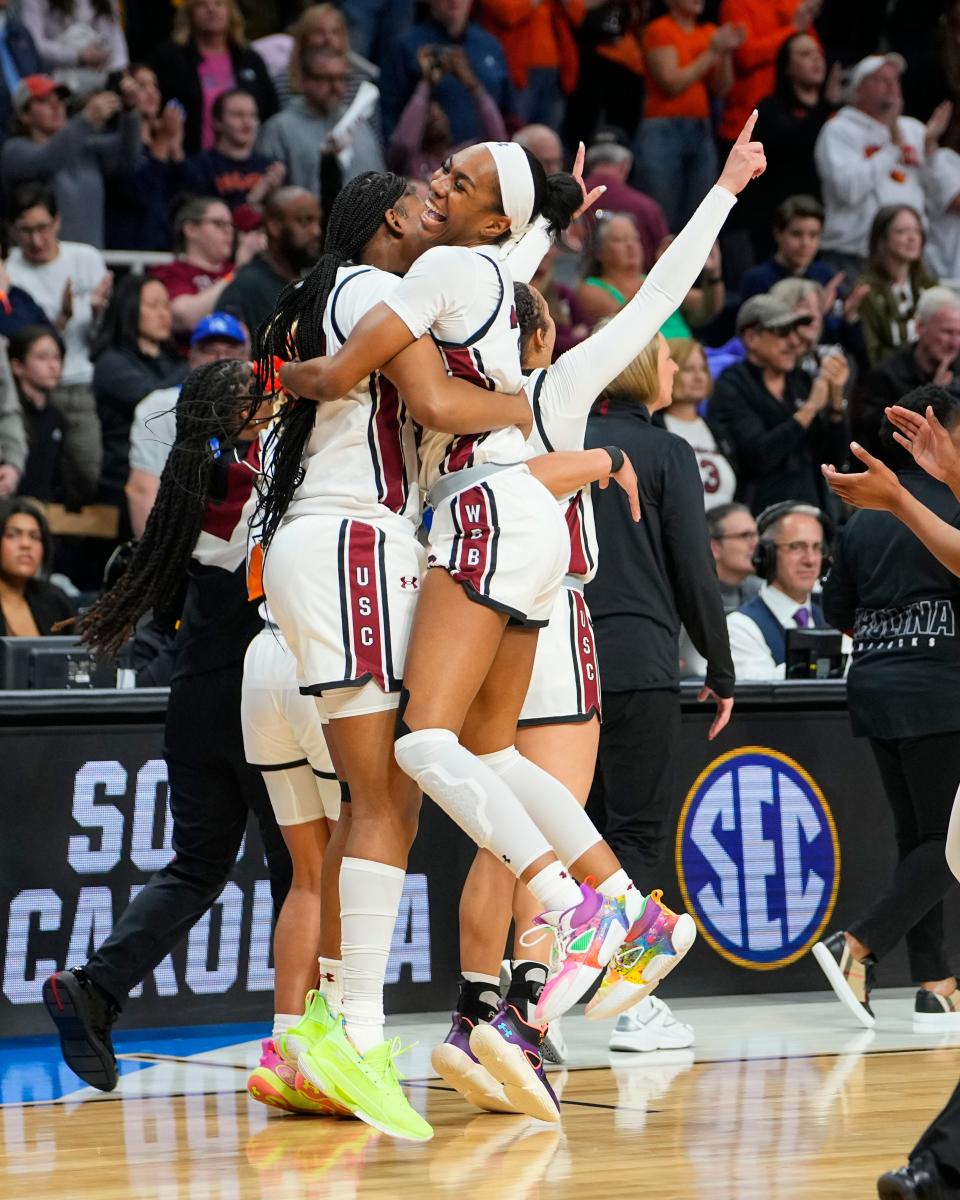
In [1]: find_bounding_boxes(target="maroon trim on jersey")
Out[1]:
[200,439,261,542]
[564,492,590,578]
[342,520,391,691]
[437,345,494,475]
[367,371,408,513]
[570,589,601,720]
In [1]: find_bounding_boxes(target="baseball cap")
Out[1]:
[736,295,814,336]
[14,75,69,112]
[191,312,248,345]
[848,52,906,94]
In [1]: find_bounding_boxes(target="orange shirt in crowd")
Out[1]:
[718,0,809,140]
[476,0,585,93]
[597,30,645,78]
[642,14,717,120]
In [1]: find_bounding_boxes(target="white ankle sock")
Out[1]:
[317,956,343,1012]
[395,728,555,874]
[272,1012,299,1042]
[339,857,405,1056]
[462,971,500,986]
[525,862,583,913]
[479,746,602,866]
[598,870,644,922]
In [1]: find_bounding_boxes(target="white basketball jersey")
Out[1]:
[286,265,421,527]
[384,244,529,492]
[524,365,598,585]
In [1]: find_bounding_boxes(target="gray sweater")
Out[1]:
[258,96,384,193]
[1,110,141,248]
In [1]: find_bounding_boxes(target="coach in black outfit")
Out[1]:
[585,335,735,888]
[817,384,960,1039]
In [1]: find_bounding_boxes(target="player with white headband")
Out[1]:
[431,117,767,1122]
[279,139,709,1128]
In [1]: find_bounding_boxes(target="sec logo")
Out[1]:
[675,747,840,970]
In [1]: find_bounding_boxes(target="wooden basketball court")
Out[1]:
[5,990,959,1200]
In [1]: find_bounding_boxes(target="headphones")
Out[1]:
[751,501,834,582]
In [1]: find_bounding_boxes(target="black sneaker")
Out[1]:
[913,988,960,1029]
[877,1153,944,1199]
[43,969,119,1091]
[812,931,876,1028]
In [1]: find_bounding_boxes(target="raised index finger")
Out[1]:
[735,109,758,146]
[572,140,585,182]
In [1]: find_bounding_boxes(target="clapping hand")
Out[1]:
[886,403,960,483]
[822,443,905,511]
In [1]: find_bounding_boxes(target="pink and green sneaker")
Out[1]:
[585,891,697,1021]
[247,1038,347,1115]
[531,882,632,1023]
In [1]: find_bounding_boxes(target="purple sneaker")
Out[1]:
[431,1011,518,1114]
[469,1002,560,1124]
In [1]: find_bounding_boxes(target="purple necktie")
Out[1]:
[794,606,810,628]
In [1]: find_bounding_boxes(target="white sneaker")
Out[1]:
[608,996,695,1052]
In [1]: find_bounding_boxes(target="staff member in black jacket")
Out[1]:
[816,383,960,1033]
[585,331,735,1046]
[709,293,850,515]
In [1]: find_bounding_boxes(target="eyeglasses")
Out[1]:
[713,530,758,543]
[775,541,824,555]
[197,217,234,231]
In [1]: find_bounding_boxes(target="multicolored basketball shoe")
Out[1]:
[585,891,697,1021]
[275,989,339,1068]
[432,1011,519,1114]
[247,1039,345,1115]
[531,882,633,1023]
[469,1002,560,1124]
[299,1022,433,1141]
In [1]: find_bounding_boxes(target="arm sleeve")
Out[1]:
[814,120,903,208]
[498,215,553,284]
[0,114,90,181]
[662,440,736,696]
[820,530,859,634]
[537,184,737,442]
[382,246,473,338]
[19,0,78,67]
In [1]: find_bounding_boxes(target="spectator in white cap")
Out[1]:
[814,53,953,280]
[125,311,250,536]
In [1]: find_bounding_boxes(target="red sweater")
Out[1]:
[718,0,808,141]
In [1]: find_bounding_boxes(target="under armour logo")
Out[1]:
[322,972,336,982]
[501,854,511,864]
[559,870,568,879]
[400,576,419,590]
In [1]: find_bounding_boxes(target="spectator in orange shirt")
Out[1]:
[638,0,744,231]
[475,0,585,128]
[717,0,821,148]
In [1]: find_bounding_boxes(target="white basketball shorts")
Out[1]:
[427,466,568,628]
[262,513,426,718]
[519,585,602,727]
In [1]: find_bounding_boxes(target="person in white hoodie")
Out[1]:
[814,53,952,279]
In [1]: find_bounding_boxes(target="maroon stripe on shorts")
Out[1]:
[564,493,590,578]
[345,521,387,690]
[572,590,601,717]
[452,485,494,593]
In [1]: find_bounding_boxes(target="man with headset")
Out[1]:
[727,501,834,680]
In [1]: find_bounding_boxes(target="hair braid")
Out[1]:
[78,360,257,657]
[253,170,409,549]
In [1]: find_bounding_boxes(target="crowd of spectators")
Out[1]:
[0,0,959,685]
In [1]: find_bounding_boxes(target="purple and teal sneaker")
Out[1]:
[531,882,632,1024]
[431,1011,518,1114]
[469,1002,560,1124]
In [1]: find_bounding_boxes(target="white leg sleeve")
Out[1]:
[339,857,405,1054]
[394,727,555,877]
[947,785,960,883]
[479,746,603,868]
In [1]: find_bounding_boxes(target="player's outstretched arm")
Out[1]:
[280,303,415,401]
[527,448,640,521]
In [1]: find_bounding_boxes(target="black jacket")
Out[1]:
[852,347,960,457]
[708,358,849,515]
[585,398,735,698]
[0,578,74,636]
[150,39,278,156]
[822,468,960,739]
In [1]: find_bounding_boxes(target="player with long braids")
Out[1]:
[42,360,300,1100]
[250,170,537,1142]
[433,122,767,1121]
[279,142,705,1129]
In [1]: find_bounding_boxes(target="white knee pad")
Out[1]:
[395,728,494,849]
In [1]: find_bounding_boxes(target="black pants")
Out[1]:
[85,668,292,1009]
[587,688,681,886]
[913,1076,960,1194]
[849,730,960,983]
[562,49,643,154]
